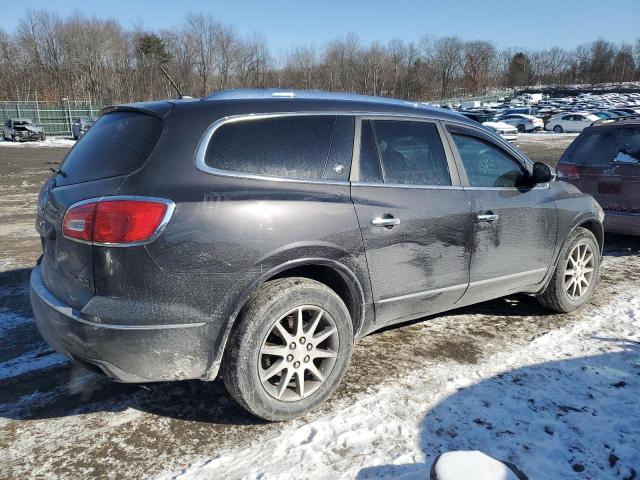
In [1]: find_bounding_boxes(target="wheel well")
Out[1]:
[270,264,363,335]
[579,220,604,253]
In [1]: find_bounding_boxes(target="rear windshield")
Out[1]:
[562,127,640,166]
[57,111,163,186]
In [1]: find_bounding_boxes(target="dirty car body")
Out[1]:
[30,90,604,418]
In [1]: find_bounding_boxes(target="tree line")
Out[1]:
[1,10,639,104]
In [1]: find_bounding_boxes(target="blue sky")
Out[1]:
[1,0,638,55]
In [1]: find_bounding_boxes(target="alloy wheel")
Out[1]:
[564,242,595,300]
[259,306,339,402]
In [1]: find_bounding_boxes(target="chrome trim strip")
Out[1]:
[62,195,176,247]
[463,184,550,191]
[378,283,467,304]
[195,111,454,185]
[31,266,206,330]
[469,267,547,287]
[352,182,464,190]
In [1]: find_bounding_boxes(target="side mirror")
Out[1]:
[531,162,555,184]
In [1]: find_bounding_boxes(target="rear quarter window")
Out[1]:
[57,112,163,186]
[204,116,339,180]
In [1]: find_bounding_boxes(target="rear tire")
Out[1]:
[517,124,525,133]
[222,277,354,421]
[553,125,563,133]
[537,227,600,313]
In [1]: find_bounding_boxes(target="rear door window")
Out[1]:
[368,120,451,186]
[205,115,341,180]
[58,111,163,186]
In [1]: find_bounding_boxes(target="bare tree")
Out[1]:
[0,9,638,105]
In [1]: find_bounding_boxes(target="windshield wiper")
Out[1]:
[50,167,67,177]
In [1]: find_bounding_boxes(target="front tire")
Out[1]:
[553,125,563,133]
[537,227,600,312]
[517,124,525,133]
[222,277,354,421]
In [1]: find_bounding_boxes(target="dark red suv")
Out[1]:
[557,117,640,236]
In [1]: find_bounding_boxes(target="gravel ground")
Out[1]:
[0,135,638,480]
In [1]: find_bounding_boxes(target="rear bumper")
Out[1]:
[30,265,216,382]
[603,211,640,236]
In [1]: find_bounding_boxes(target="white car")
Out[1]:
[545,112,600,133]
[498,114,544,132]
[482,121,518,142]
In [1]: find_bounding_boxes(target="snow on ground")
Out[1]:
[0,137,76,148]
[0,309,32,335]
[0,349,67,381]
[519,132,580,140]
[159,292,640,480]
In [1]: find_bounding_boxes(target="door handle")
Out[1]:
[371,216,400,228]
[477,213,499,223]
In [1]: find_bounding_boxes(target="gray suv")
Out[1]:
[30,90,604,420]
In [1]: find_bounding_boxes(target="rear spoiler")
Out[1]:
[100,101,176,120]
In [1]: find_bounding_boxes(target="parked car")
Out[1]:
[482,121,519,142]
[545,112,600,133]
[499,113,544,132]
[503,107,539,116]
[71,116,97,139]
[521,93,543,104]
[30,89,604,421]
[593,111,621,120]
[557,116,639,236]
[459,112,519,142]
[611,108,640,116]
[2,118,46,142]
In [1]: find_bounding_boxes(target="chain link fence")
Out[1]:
[0,100,103,136]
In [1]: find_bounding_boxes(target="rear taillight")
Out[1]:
[556,164,582,180]
[62,197,174,245]
[527,119,534,124]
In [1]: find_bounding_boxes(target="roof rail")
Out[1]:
[592,114,640,127]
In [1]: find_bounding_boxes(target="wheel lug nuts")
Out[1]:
[286,354,293,362]
[293,361,300,368]
[289,342,296,349]
[304,356,310,363]
[306,344,313,351]
[300,337,306,344]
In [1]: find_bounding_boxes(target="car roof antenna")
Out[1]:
[159,65,192,99]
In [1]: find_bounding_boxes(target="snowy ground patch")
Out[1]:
[0,309,32,335]
[519,132,580,140]
[159,292,640,480]
[0,137,76,148]
[0,348,67,381]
